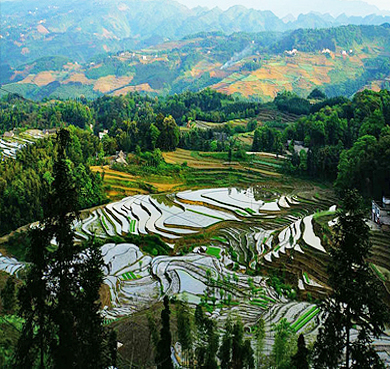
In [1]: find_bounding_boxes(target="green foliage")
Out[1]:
[290,334,310,369]
[239,59,262,72]
[253,318,266,367]
[0,128,107,236]
[285,89,390,193]
[176,300,194,366]
[308,88,326,100]
[271,318,296,369]
[0,315,24,369]
[218,318,254,369]
[266,274,295,299]
[17,56,71,75]
[85,57,132,80]
[275,91,311,115]
[2,232,31,262]
[313,190,388,368]
[1,276,16,314]
[252,126,283,154]
[115,234,171,256]
[156,115,180,151]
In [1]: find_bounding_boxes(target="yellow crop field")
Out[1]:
[93,75,134,93]
[19,71,58,86]
[63,73,93,85]
[163,149,226,169]
[211,52,366,100]
[91,166,183,198]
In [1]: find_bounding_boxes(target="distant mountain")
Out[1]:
[176,0,386,18]
[3,0,390,68]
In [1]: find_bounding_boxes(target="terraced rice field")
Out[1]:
[91,165,184,199]
[163,149,284,178]
[2,184,390,362]
[0,130,44,159]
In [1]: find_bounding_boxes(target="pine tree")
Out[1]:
[291,334,309,369]
[14,227,54,369]
[194,304,207,367]
[218,317,254,369]
[218,318,233,369]
[73,238,106,369]
[156,296,174,369]
[203,318,219,369]
[313,190,387,368]
[48,129,81,369]
[14,129,115,369]
[194,304,219,369]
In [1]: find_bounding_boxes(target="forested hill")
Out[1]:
[271,24,390,53]
[275,89,390,200]
[2,23,390,102]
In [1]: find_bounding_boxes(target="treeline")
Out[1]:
[283,89,390,199]
[0,126,107,235]
[0,89,261,131]
[0,89,265,159]
[272,24,390,54]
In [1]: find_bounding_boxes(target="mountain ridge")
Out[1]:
[2,0,390,68]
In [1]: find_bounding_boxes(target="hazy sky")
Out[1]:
[175,0,390,16]
[361,0,390,9]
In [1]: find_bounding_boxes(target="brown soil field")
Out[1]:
[63,73,93,85]
[93,75,134,93]
[18,71,57,86]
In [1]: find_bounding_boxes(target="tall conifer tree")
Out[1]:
[313,190,387,368]
[14,129,115,369]
[156,296,174,369]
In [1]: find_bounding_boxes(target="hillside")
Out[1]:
[2,0,390,68]
[2,24,390,101]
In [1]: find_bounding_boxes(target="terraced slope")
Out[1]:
[0,130,44,159]
[2,185,390,362]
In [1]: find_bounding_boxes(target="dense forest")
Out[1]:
[281,89,390,199]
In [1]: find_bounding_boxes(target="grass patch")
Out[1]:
[206,246,221,259]
[370,263,386,282]
[290,306,319,332]
[235,209,248,216]
[253,160,282,168]
[245,208,256,215]
[250,300,268,308]
[303,272,310,284]
[129,219,136,233]
[313,210,336,220]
